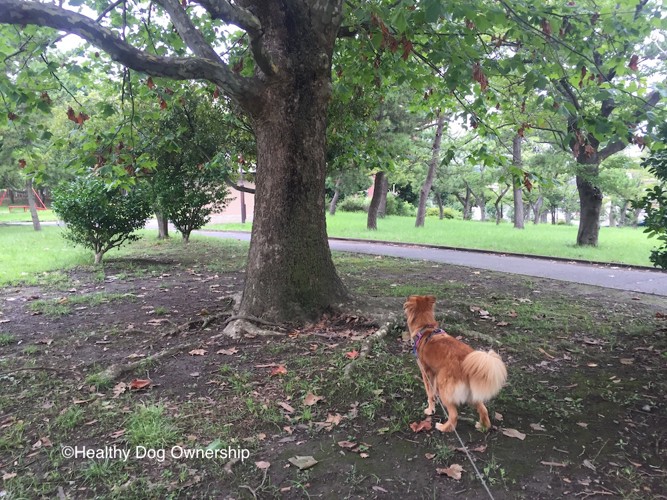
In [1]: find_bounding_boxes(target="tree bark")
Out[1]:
[576,165,603,246]
[367,171,385,230]
[329,176,341,216]
[156,211,169,239]
[26,178,41,232]
[377,174,389,218]
[455,187,474,220]
[512,135,525,229]
[416,112,445,227]
[494,185,510,225]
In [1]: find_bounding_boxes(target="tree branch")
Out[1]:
[154,0,224,64]
[224,176,255,193]
[0,0,254,100]
[191,0,260,34]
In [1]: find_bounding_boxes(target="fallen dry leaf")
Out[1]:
[303,392,324,406]
[278,402,295,413]
[541,461,567,467]
[436,463,464,480]
[582,459,596,471]
[576,422,588,428]
[216,347,239,355]
[410,418,432,433]
[345,350,359,359]
[270,365,288,376]
[188,349,207,356]
[337,440,358,449]
[501,428,526,440]
[288,455,318,470]
[619,358,634,365]
[109,429,126,440]
[130,379,151,391]
[359,452,369,458]
[255,461,270,470]
[494,412,503,422]
[2,472,17,481]
[112,382,127,398]
[530,423,546,432]
[425,453,436,460]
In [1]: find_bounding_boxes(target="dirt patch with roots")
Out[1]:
[0,239,665,499]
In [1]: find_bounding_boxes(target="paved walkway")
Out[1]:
[197,230,667,297]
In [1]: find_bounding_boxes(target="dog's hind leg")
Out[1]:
[474,401,491,431]
[434,377,459,432]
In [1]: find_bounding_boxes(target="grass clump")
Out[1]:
[126,404,179,448]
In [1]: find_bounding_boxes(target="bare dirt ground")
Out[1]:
[0,238,665,499]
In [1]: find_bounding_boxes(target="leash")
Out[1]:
[416,357,496,500]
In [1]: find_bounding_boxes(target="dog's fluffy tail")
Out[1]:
[462,350,507,402]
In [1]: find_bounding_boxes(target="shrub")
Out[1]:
[635,126,667,269]
[425,206,462,219]
[385,193,415,216]
[339,195,370,213]
[52,177,152,264]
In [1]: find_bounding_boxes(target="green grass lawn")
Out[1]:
[0,207,60,223]
[209,212,657,267]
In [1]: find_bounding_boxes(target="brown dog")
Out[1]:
[404,295,507,432]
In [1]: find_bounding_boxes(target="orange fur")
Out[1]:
[404,295,507,432]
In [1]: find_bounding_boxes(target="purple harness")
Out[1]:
[412,326,446,357]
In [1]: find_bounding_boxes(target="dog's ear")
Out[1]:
[426,295,436,306]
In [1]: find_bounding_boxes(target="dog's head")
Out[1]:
[403,295,437,337]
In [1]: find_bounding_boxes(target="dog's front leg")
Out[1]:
[419,365,435,416]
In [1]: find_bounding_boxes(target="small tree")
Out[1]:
[52,177,152,264]
[149,94,232,242]
[153,163,230,242]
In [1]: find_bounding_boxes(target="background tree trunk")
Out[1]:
[512,136,525,229]
[329,176,341,216]
[155,211,169,239]
[367,171,385,230]
[435,193,444,219]
[415,112,445,227]
[576,165,603,246]
[532,194,543,224]
[26,178,41,232]
[377,175,389,218]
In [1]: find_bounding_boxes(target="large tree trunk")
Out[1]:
[476,194,486,222]
[512,136,525,229]
[367,171,385,230]
[238,3,347,322]
[377,174,389,218]
[416,112,445,227]
[26,178,41,232]
[155,211,169,239]
[576,165,603,246]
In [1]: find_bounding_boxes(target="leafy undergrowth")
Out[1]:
[0,238,665,499]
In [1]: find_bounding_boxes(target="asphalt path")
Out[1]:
[196,230,667,297]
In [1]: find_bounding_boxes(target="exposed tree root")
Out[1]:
[96,343,197,382]
[222,318,284,339]
[343,316,401,379]
[448,327,502,346]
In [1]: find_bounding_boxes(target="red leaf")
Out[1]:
[472,62,489,91]
[7,111,18,121]
[410,418,432,433]
[164,87,174,96]
[147,77,155,89]
[401,38,413,61]
[129,379,151,390]
[18,159,26,169]
[66,107,77,122]
[40,92,52,105]
[270,365,287,376]
[541,19,552,36]
[232,59,244,73]
[181,0,187,6]
[213,87,220,99]
[523,173,533,192]
[76,112,89,125]
[160,98,167,110]
[345,350,359,359]
[628,54,639,71]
